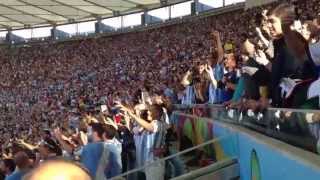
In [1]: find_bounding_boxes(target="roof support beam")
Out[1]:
[0,15,25,25]
[82,0,115,12]
[50,0,98,17]
[0,2,52,24]
[0,23,11,30]
[0,0,171,29]
[17,0,69,21]
[122,0,140,5]
[0,13,81,16]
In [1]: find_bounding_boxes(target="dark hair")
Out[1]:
[286,30,308,53]
[255,12,264,26]
[148,104,163,120]
[103,124,117,139]
[11,143,25,156]
[132,89,142,105]
[91,123,105,139]
[140,110,148,120]
[14,151,29,169]
[268,3,296,26]
[143,81,151,92]
[2,159,15,173]
[43,138,62,156]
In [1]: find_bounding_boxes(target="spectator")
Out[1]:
[267,3,318,108]
[102,124,122,178]
[5,152,30,180]
[0,159,15,178]
[241,39,270,100]
[80,123,112,180]
[208,31,239,104]
[118,103,167,180]
[38,138,62,161]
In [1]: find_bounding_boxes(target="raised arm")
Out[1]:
[256,27,270,47]
[181,70,192,87]
[127,110,154,132]
[18,139,38,150]
[117,103,154,132]
[212,30,224,64]
[205,64,217,88]
[53,128,75,154]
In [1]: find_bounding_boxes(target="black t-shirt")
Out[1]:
[243,58,270,100]
[270,37,318,107]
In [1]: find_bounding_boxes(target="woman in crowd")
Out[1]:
[267,3,318,108]
[180,61,210,105]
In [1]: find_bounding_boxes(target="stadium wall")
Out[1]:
[173,112,320,180]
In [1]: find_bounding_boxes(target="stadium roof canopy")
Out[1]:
[0,0,186,30]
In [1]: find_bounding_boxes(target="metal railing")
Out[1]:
[111,133,237,180]
[173,104,320,154]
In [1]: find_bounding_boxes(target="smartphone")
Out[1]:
[141,91,151,104]
[100,105,107,113]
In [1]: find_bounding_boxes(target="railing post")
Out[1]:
[169,5,172,20]
[192,0,199,15]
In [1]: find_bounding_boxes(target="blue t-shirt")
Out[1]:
[5,170,27,180]
[81,142,107,178]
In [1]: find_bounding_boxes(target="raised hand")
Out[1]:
[115,101,132,113]
[17,139,25,145]
[255,49,269,65]
[205,64,214,77]
[53,128,63,140]
[211,30,220,38]
[306,21,320,39]
[244,99,260,111]
[261,9,268,18]
[79,131,88,146]
[255,27,262,36]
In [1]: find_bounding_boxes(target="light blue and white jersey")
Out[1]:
[134,120,167,168]
[309,42,320,76]
[104,138,122,178]
[208,63,224,104]
[181,86,195,105]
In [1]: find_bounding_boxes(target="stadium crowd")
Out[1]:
[0,0,320,179]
